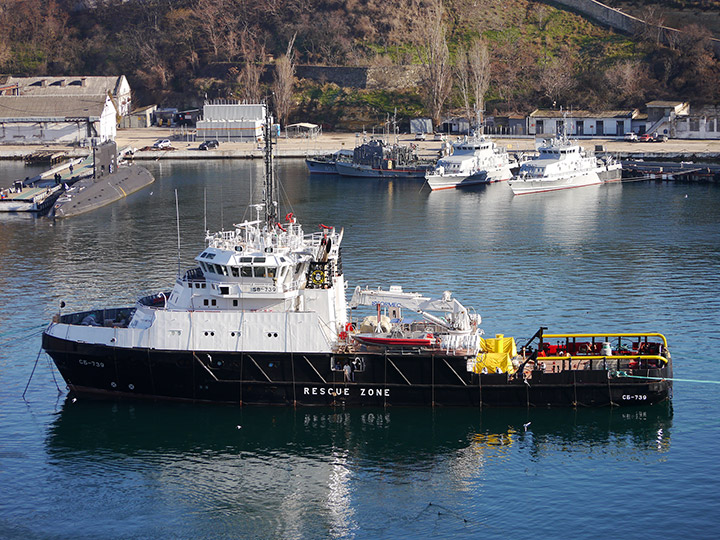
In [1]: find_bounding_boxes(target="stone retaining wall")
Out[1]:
[548,0,720,56]
[295,65,422,90]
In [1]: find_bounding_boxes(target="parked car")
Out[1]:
[624,132,638,142]
[414,132,426,141]
[199,139,220,150]
[637,133,654,142]
[652,133,668,142]
[152,139,171,149]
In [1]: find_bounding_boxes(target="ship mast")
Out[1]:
[263,105,278,226]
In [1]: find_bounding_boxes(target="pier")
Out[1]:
[622,160,720,182]
[24,150,67,165]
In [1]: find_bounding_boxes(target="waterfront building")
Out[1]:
[196,101,267,142]
[1,75,132,116]
[0,94,117,145]
[528,109,639,137]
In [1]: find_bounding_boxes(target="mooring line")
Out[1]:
[22,348,44,400]
[0,323,46,339]
[0,329,43,347]
[619,373,720,384]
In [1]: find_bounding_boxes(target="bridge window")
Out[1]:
[231,266,239,277]
[253,267,266,278]
[241,267,252,277]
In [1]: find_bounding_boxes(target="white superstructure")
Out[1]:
[425,134,514,190]
[45,203,348,354]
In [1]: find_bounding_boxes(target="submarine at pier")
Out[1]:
[53,141,154,218]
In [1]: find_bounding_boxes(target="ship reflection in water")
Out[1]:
[45,400,672,537]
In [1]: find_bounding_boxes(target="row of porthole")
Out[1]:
[111,382,135,391]
[201,331,277,338]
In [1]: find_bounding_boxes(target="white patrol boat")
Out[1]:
[508,133,621,195]
[425,133,515,190]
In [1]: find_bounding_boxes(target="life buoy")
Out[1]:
[285,212,294,222]
[310,269,325,285]
[277,222,287,232]
[339,331,348,340]
[345,322,354,332]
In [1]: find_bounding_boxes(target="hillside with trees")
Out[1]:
[0,0,718,128]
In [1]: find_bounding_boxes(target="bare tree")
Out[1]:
[604,59,649,106]
[195,0,226,59]
[538,54,575,108]
[418,0,452,128]
[454,50,471,129]
[0,37,11,69]
[237,29,265,103]
[638,6,666,46]
[468,39,491,126]
[273,34,296,127]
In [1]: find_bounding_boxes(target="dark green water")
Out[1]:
[1,159,719,539]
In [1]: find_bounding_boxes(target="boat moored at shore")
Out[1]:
[305,149,353,174]
[425,133,515,190]
[334,138,434,179]
[508,135,621,195]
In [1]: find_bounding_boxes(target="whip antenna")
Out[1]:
[175,189,181,276]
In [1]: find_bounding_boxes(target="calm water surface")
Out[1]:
[1,159,719,539]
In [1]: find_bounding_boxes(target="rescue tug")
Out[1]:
[42,111,671,407]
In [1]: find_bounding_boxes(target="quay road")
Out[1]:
[1,128,720,162]
[116,128,720,162]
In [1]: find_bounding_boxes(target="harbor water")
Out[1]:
[1,159,719,539]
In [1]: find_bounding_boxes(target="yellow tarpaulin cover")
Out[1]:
[474,334,517,374]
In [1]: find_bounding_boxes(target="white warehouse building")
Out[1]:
[528,109,640,137]
[0,94,117,145]
[196,102,268,141]
[1,75,132,116]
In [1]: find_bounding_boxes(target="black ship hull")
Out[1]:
[42,333,672,407]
